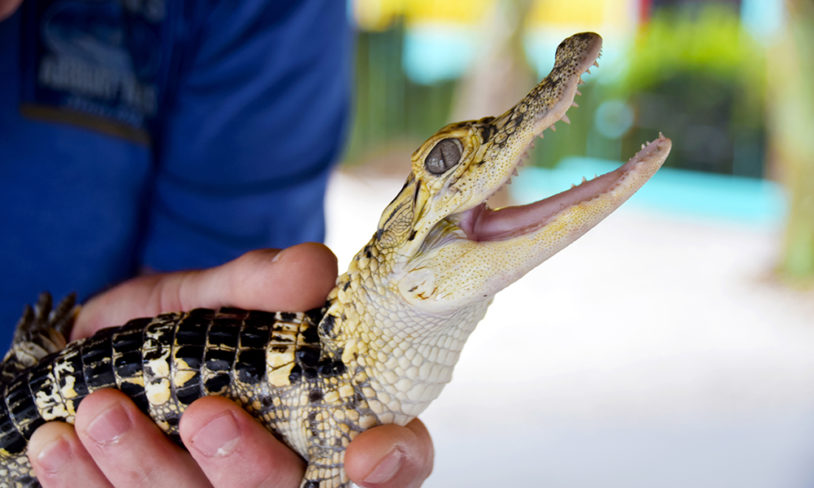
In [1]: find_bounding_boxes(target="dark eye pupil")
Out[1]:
[425,138,462,175]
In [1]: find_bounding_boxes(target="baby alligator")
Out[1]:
[0,32,671,487]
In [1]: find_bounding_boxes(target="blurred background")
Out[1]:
[326,0,814,486]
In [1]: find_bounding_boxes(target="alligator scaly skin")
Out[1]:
[0,32,672,487]
[0,304,380,487]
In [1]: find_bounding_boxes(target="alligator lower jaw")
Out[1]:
[455,134,672,242]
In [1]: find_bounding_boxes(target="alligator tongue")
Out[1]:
[457,137,666,242]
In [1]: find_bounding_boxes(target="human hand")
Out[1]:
[26,243,434,487]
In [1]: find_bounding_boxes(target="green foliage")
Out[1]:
[528,4,770,174]
[607,4,768,177]
[621,5,765,97]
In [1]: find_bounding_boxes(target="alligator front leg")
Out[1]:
[301,449,348,488]
[294,365,388,488]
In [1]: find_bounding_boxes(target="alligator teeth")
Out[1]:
[561,114,571,125]
[572,102,579,108]
[576,89,582,96]
[593,60,600,67]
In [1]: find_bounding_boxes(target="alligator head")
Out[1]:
[366,32,671,315]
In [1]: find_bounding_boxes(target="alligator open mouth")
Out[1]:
[455,135,671,242]
[446,32,671,244]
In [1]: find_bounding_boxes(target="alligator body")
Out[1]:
[0,32,671,487]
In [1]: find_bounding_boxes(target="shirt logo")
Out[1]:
[20,0,166,144]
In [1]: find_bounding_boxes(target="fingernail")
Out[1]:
[35,436,71,473]
[86,404,132,445]
[363,447,403,484]
[191,412,240,457]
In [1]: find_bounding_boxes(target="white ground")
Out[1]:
[325,171,814,488]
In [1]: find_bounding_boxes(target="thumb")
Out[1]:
[73,242,337,339]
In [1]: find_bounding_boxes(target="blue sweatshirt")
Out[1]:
[0,0,351,345]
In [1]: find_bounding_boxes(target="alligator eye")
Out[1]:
[424,138,463,175]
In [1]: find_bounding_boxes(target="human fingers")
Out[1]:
[74,242,338,338]
[28,422,112,488]
[179,396,304,488]
[344,418,434,488]
[72,389,211,487]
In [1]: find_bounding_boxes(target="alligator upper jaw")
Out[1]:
[445,33,666,244]
[454,134,672,243]
[438,32,607,243]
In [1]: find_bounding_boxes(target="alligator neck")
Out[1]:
[318,240,491,421]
